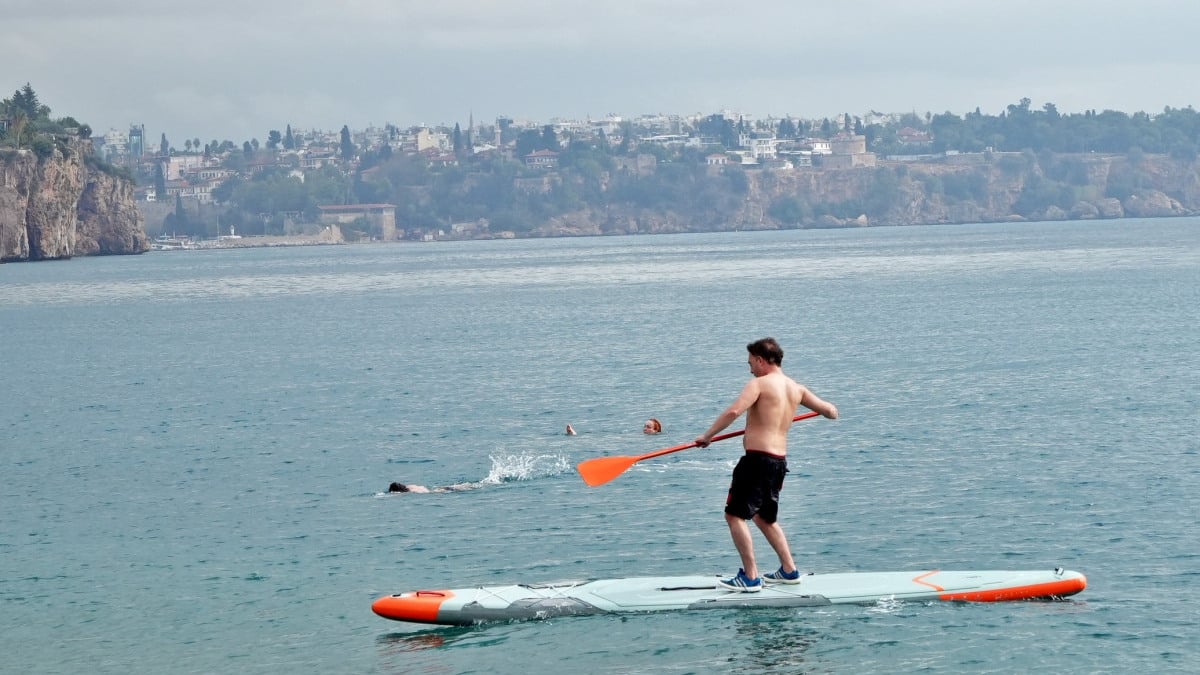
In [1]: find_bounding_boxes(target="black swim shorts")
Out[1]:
[724,451,789,523]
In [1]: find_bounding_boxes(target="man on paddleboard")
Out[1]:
[695,337,838,592]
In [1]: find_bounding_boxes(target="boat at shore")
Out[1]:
[150,234,196,251]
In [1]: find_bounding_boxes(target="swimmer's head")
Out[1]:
[388,482,410,493]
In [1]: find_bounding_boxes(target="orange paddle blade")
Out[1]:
[576,455,642,487]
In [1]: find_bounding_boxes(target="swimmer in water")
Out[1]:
[388,481,477,494]
[388,482,431,494]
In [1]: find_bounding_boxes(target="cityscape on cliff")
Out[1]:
[3,82,1200,262]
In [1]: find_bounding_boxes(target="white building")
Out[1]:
[739,133,778,160]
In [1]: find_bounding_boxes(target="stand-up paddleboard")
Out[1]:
[372,568,1086,625]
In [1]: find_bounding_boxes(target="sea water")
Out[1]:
[1,219,1197,674]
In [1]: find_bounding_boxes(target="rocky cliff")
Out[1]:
[0,140,147,262]
[530,152,1200,237]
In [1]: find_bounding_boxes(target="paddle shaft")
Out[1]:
[637,411,820,462]
[576,411,821,486]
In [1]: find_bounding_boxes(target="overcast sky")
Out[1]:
[6,0,1199,145]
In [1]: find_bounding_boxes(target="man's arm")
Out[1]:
[696,380,760,447]
[800,387,838,419]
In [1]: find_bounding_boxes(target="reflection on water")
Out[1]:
[376,625,518,674]
[728,611,821,672]
[376,630,447,653]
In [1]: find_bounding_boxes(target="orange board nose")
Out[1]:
[939,574,1087,602]
[372,590,455,623]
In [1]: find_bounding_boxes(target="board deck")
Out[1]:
[372,568,1086,625]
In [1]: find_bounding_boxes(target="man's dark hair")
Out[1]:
[388,482,410,493]
[747,337,783,366]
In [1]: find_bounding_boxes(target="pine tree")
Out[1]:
[340,125,355,161]
[11,83,42,119]
[154,163,166,202]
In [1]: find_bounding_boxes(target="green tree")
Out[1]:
[515,129,543,159]
[10,83,43,119]
[172,195,189,231]
[267,129,282,150]
[154,162,166,200]
[284,125,295,150]
[340,125,355,161]
[160,133,169,156]
[212,174,241,204]
[541,125,560,151]
[30,136,54,159]
[617,121,634,154]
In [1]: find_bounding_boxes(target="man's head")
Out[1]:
[388,482,410,493]
[746,337,784,372]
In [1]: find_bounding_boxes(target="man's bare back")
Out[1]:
[742,371,806,455]
[697,353,837,455]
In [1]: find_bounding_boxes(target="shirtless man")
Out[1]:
[695,337,838,592]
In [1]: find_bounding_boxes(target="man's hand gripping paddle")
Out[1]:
[576,411,819,487]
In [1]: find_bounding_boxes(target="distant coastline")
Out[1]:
[7,83,1200,261]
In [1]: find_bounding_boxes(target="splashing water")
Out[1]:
[376,452,572,495]
[866,595,905,614]
[482,453,571,484]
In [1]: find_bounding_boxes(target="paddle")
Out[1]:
[576,411,820,487]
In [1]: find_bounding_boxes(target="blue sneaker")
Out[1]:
[763,567,809,585]
[718,568,762,592]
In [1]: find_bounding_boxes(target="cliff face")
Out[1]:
[735,153,1199,228]
[530,152,1200,237]
[0,140,147,262]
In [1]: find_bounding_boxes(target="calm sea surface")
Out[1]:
[2,219,1197,674]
